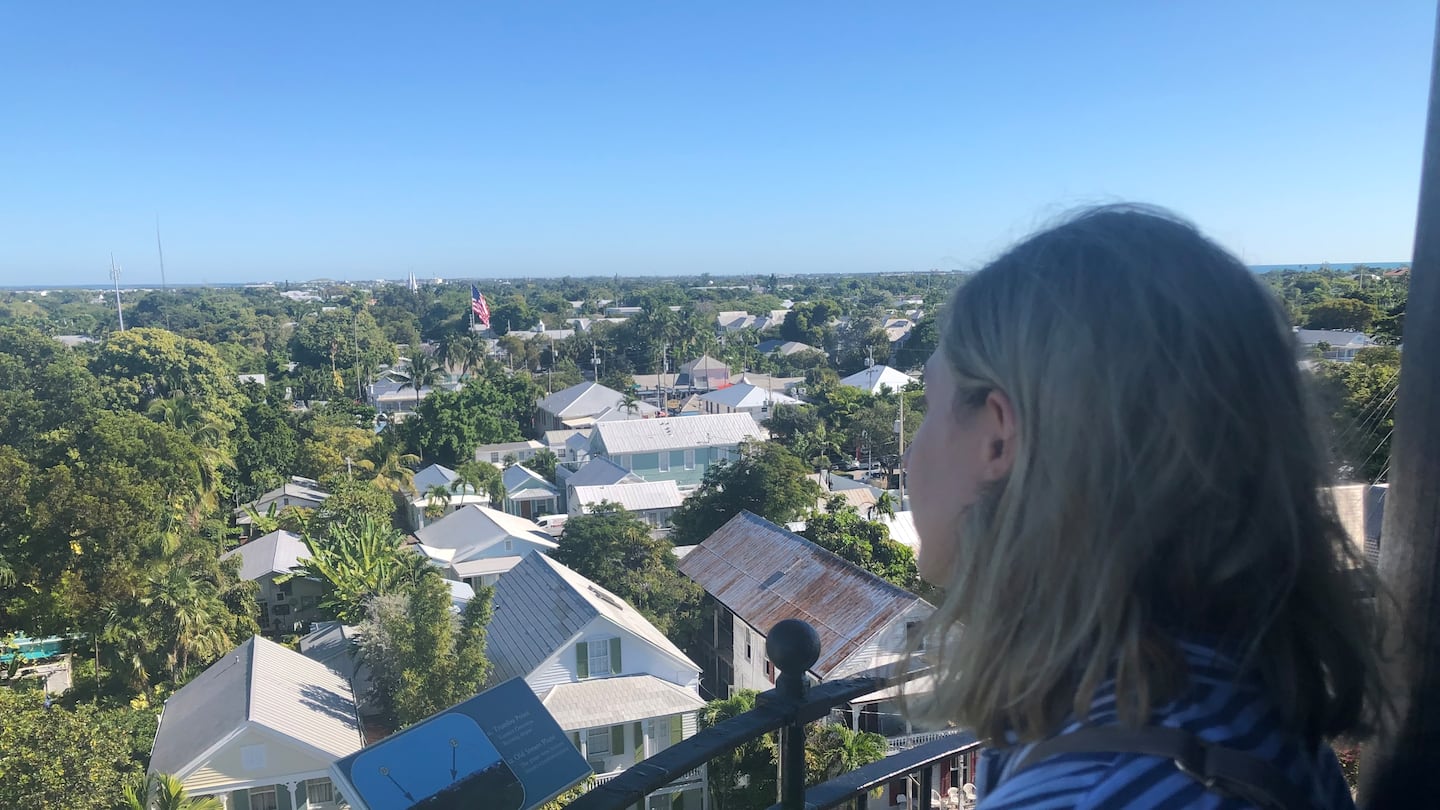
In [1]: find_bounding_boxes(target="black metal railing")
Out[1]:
[567,618,980,810]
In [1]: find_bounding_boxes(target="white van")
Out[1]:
[535,514,569,535]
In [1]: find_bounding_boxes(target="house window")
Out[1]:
[249,787,279,810]
[587,727,612,758]
[576,638,621,678]
[906,620,926,651]
[684,449,695,470]
[491,452,501,463]
[504,539,514,552]
[619,454,632,470]
[658,451,670,472]
[307,778,336,804]
[744,628,752,661]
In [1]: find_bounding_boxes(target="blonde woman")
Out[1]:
[908,207,1380,809]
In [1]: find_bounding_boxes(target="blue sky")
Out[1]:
[0,2,1434,285]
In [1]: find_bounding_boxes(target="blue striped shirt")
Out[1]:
[975,640,1356,809]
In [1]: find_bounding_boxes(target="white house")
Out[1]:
[487,554,707,809]
[839,365,918,395]
[588,412,765,490]
[698,382,802,422]
[473,439,546,466]
[677,511,933,730]
[148,636,364,810]
[1294,328,1379,361]
[412,505,558,589]
[535,381,661,433]
[220,530,324,635]
[568,480,685,530]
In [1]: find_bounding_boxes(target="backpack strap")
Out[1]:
[1009,726,1314,810]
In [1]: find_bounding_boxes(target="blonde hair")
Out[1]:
[914,206,1381,744]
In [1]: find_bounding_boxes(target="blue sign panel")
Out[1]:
[331,678,591,810]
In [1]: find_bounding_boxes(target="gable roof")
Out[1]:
[503,464,560,496]
[564,458,642,489]
[539,674,705,731]
[839,365,917,394]
[488,554,698,684]
[411,463,460,495]
[149,636,363,778]
[1294,328,1376,348]
[537,381,625,418]
[412,505,557,562]
[756,339,820,356]
[680,354,728,373]
[572,480,684,513]
[592,413,764,455]
[677,511,927,679]
[700,382,802,410]
[235,481,329,521]
[220,531,311,581]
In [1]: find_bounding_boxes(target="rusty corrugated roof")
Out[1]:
[677,511,925,679]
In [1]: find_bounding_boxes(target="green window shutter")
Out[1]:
[572,731,582,750]
[610,637,622,674]
[576,642,589,678]
[633,721,645,760]
[612,724,625,755]
[295,781,308,807]
[232,791,251,810]
[276,785,294,810]
[670,714,683,745]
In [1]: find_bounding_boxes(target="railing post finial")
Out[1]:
[768,619,821,809]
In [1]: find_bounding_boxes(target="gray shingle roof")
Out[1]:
[150,636,363,777]
[220,530,311,581]
[539,674,704,731]
[592,413,764,455]
[677,512,927,679]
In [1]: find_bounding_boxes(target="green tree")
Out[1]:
[551,504,702,639]
[0,686,157,809]
[401,371,542,465]
[283,515,432,624]
[1305,298,1380,332]
[424,484,453,521]
[359,572,494,728]
[312,477,398,535]
[700,690,777,810]
[523,447,558,482]
[90,327,242,424]
[288,307,395,380]
[805,723,888,784]
[453,460,506,505]
[802,500,919,590]
[670,443,822,546]
[125,772,224,810]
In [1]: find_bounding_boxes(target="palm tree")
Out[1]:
[125,772,223,810]
[807,724,888,782]
[401,353,445,408]
[453,460,505,506]
[369,446,421,497]
[867,491,897,521]
[147,394,235,519]
[0,551,13,588]
[445,333,488,378]
[423,483,452,522]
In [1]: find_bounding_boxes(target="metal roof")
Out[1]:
[503,463,560,496]
[412,505,558,562]
[699,382,801,410]
[838,365,917,394]
[676,511,927,679]
[592,412,764,455]
[564,458,642,489]
[150,637,363,778]
[220,530,311,581]
[488,554,698,685]
[411,463,460,495]
[537,381,626,418]
[572,480,684,513]
[539,674,704,731]
[450,555,525,579]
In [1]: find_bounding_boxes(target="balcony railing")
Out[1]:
[566,618,983,810]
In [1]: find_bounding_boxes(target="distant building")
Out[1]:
[839,364,917,394]
[501,463,561,519]
[1294,328,1379,362]
[568,480,685,530]
[698,381,802,422]
[556,457,642,514]
[534,381,661,433]
[220,530,323,635]
[676,355,731,391]
[755,339,821,357]
[235,477,329,539]
[588,413,765,490]
[412,504,557,589]
[474,439,545,466]
[406,463,491,530]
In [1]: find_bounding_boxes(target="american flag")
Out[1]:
[471,285,490,327]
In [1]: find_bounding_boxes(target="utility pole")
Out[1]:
[591,342,601,382]
[109,254,125,331]
[1367,10,1440,804]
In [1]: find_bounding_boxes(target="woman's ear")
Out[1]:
[982,389,1017,480]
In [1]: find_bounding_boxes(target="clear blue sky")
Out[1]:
[1,2,1434,285]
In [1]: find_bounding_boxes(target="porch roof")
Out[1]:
[539,674,704,731]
